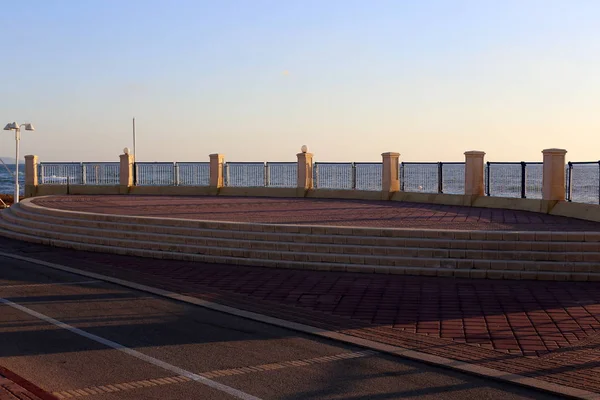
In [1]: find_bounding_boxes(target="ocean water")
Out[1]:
[7,162,600,205]
[0,164,25,196]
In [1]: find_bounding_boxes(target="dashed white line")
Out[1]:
[0,280,101,289]
[0,296,262,400]
[52,350,377,398]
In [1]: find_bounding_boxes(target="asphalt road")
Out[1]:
[0,254,562,400]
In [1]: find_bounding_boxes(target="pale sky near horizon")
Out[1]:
[2,0,599,163]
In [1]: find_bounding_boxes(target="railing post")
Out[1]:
[351,163,357,190]
[174,162,180,186]
[119,153,134,193]
[24,155,39,197]
[521,161,526,198]
[400,162,405,192]
[264,163,270,187]
[566,162,573,202]
[209,154,225,190]
[464,151,486,197]
[542,148,567,202]
[81,163,87,185]
[438,162,443,194]
[485,162,491,196]
[297,150,314,195]
[381,152,400,199]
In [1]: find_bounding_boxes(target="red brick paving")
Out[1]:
[33,195,600,231]
[3,238,600,394]
[14,195,600,393]
[0,368,53,400]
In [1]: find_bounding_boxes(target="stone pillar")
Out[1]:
[464,151,486,196]
[297,151,314,195]
[542,148,567,201]
[209,153,225,189]
[119,153,134,192]
[24,155,38,197]
[381,152,400,199]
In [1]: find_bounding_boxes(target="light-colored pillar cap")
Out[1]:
[464,151,486,156]
[381,152,400,157]
[542,148,567,155]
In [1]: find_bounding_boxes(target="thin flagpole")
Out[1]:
[133,117,136,161]
[132,117,137,185]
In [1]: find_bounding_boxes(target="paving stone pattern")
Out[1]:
[33,195,600,231]
[0,373,45,400]
[5,239,600,394]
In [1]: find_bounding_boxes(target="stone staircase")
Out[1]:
[0,199,599,280]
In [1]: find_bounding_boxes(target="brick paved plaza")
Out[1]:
[4,195,600,394]
[33,195,600,231]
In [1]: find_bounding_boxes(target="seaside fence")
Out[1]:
[485,162,543,199]
[39,162,120,185]
[400,162,465,195]
[33,152,600,205]
[313,162,382,191]
[567,162,600,204]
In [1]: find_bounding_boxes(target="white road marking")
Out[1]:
[0,296,262,400]
[0,280,101,289]
[52,350,377,398]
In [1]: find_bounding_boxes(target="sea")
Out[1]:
[3,162,599,205]
[0,164,25,196]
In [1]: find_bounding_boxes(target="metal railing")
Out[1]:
[82,163,120,185]
[567,162,600,204]
[485,162,542,199]
[224,162,266,187]
[39,163,82,185]
[313,162,382,191]
[34,159,600,206]
[39,162,119,185]
[176,162,210,186]
[135,162,176,186]
[265,162,296,187]
[355,163,382,191]
[400,162,465,194]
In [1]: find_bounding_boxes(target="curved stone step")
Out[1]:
[14,203,600,254]
[22,200,600,243]
[1,209,597,275]
[4,208,599,264]
[0,212,597,281]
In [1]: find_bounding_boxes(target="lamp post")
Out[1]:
[3,122,35,204]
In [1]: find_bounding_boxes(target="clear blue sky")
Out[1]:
[2,0,599,162]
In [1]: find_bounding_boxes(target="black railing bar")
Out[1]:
[135,162,178,165]
[485,162,491,196]
[39,162,85,165]
[520,161,526,199]
[265,162,296,165]
[487,161,542,165]
[401,162,463,165]
[313,162,354,165]
[567,161,600,165]
[353,162,382,165]
[81,162,120,165]
[225,162,267,165]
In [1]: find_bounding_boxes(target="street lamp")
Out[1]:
[3,122,35,204]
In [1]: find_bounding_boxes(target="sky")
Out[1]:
[1,0,600,163]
